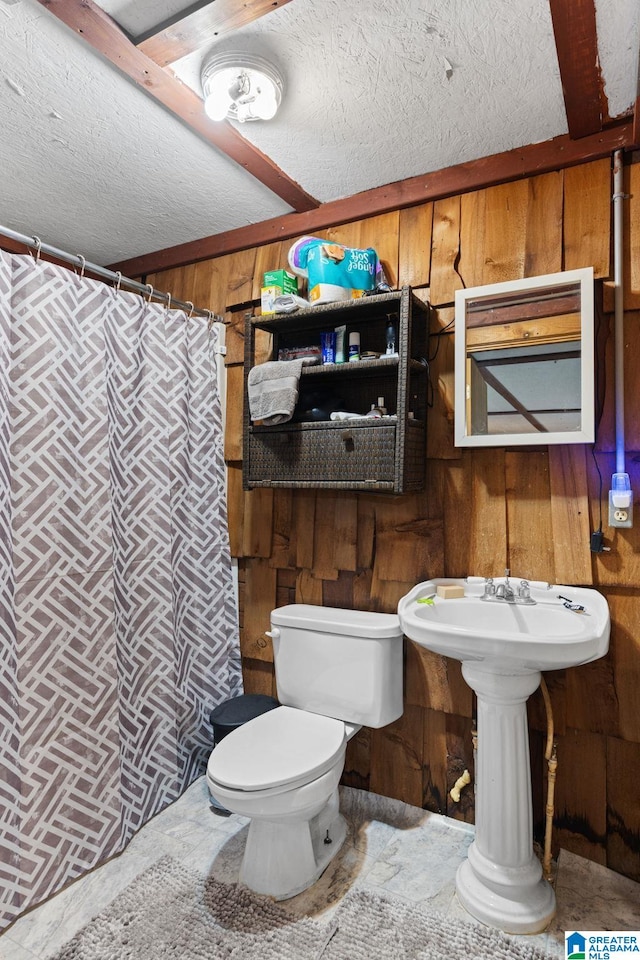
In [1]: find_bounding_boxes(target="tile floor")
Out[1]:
[1,778,639,959]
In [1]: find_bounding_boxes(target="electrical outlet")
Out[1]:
[608,491,634,528]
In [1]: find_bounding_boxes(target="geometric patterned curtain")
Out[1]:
[0,251,242,929]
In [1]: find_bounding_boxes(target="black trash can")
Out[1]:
[207,693,279,811]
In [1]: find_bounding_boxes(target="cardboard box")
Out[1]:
[263,269,298,293]
[261,269,298,315]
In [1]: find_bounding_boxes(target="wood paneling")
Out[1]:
[369,704,425,806]
[627,166,640,309]
[430,196,462,306]
[505,451,555,581]
[269,489,295,570]
[525,172,564,276]
[224,309,247,366]
[565,654,618,737]
[405,641,472,717]
[458,190,487,290]
[226,249,258,307]
[241,559,277,661]
[293,492,316,569]
[422,707,448,814]
[333,496,359,573]
[242,657,277,699]
[399,203,433,288]
[312,493,342,581]
[295,569,323,605]
[481,180,529,285]
[368,573,417,613]
[223,365,244,462]
[252,242,289,301]
[606,736,640,881]
[563,158,611,277]
[373,495,443,583]
[445,714,476,823]
[163,156,640,885]
[606,591,640,743]
[323,570,355,609]
[466,449,508,576]
[549,445,593,584]
[621,311,640,445]
[242,487,274,559]
[226,464,244,557]
[343,728,371,792]
[426,315,457,460]
[553,729,607,865]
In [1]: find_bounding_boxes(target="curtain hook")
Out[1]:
[206,310,215,331]
[114,271,122,292]
[32,236,42,261]
[145,284,154,303]
[76,254,86,278]
[165,293,172,312]
[185,301,194,318]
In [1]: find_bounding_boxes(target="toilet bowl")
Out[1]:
[206,603,404,899]
[207,706,353,899]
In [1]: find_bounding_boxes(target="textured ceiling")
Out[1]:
[0,0,638,266]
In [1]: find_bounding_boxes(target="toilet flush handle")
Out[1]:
[265,628,280,640]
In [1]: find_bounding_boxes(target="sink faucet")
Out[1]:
[495,569,514,600]
[481,570,537,604]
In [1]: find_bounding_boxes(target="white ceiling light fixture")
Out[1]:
[201,53,283,123]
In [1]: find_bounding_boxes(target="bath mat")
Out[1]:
[46,854,552,960]
[322,889,552,959]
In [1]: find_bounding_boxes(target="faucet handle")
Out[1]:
[483,577,496,597]
[517,580,530,599]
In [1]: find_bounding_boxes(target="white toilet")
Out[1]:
[206,603,403,899]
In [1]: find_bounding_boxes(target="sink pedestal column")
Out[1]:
[456,662,555,934]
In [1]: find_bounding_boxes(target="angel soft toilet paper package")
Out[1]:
[288,236,385,304]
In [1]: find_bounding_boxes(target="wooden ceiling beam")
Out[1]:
[36,0,318,213]
[137,0,293,69]
[109,120,633,278]
[548,0,607,139]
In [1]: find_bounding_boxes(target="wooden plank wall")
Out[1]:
[149,156,640,882]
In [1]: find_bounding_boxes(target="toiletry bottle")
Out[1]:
[385,318,397,357]
[376,396,387,415]
[348,332,360,362]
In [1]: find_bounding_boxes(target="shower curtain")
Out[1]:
[0,251,242,929]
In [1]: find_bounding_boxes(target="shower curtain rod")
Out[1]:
[0,225,220,321]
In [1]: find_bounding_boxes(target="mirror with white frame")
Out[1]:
[454,267,595,447]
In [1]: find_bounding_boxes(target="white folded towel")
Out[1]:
[247,359,304,425]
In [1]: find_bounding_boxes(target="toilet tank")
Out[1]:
[269,604,403,728]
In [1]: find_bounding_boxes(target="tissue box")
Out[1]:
[261,270,298,315]
[263,269,298,292]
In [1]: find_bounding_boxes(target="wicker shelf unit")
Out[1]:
[243,286,430,493]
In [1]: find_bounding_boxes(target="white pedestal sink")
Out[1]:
[398,576,610,935]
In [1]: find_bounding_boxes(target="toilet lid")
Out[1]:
[207,706,346,792]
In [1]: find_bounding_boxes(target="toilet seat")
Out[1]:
[207,705,346,793]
